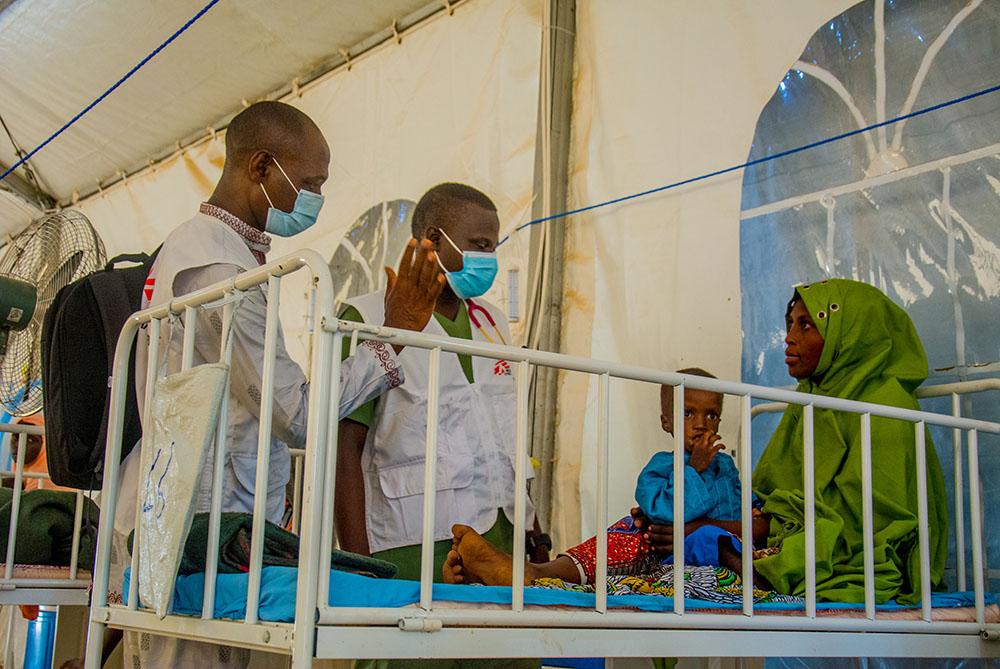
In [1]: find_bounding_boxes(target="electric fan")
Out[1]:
[0,210,106,416]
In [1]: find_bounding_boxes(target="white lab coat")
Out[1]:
[115,213,403,534]
[113,212,403,669]
[345,290,534,554]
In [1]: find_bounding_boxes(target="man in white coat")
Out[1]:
[337,184,546,669]
[110,101,444,669]
[336,183,549,582]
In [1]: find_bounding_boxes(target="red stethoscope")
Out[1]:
[466,299,507,345]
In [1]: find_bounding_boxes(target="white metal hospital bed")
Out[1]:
[83,251,1000,666]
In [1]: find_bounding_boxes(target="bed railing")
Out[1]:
[318,320,1000,636]
[0,421,91,604]
[752,378,1000,595]
[85,249,1000,668]
[288,448,306,534]
[86,250,337,664]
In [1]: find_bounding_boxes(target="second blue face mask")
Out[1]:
[438,229,498,300]
[260,158,325,237]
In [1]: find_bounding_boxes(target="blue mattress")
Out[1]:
[122,568,995,623]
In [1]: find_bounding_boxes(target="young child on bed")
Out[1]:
[443,368,769,586]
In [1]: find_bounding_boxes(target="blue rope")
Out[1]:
[0,0,222,183]
[499,81,1000,246]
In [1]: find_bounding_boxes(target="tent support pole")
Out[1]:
[0,160,54,211]
[528,0,576,534]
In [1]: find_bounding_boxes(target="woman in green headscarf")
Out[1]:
[752,278,948,605]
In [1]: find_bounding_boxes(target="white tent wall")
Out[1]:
[72,0,872,551]
[37,0,946,557]
[75,0,542,365]
[74,140,226,255]
[554,0,857,546]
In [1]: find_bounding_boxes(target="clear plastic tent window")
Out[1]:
[328,199,415,311]
[739,0,1000,608]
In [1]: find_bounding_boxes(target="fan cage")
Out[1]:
[0,210,106,417]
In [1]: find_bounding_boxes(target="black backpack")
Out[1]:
[41,249,159,490]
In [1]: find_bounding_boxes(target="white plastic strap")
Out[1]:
[199,288,246,312]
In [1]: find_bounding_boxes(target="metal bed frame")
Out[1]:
[752,378,1000,594]
[0,421,91,607]
[0,421,93,669]
[83,251,1000,666]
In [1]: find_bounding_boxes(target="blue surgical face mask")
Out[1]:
[437,229,498,300]
[260,158,325,237]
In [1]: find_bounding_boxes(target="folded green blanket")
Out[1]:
[130,512,396,579]
[0,487,99,568]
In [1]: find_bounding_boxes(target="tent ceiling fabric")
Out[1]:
[0,189,43,240]
[0,0,432,207]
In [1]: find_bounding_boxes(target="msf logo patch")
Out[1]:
[494,360,511,376]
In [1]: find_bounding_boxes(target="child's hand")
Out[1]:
[629,506,649,530]
[688,431,724,473]
[631,508,673,555]
[640,521,675,556]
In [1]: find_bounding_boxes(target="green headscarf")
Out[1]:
[752,279,948,605]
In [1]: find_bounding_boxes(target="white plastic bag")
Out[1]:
[137,361,228,618]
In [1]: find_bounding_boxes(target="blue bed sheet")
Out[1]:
[122,568,996,623]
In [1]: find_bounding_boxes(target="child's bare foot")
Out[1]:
[719,538,773,590]
[449,524,540,586]
[719,540,743,575]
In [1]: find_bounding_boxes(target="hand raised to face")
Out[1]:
[383,238,446,335]
[688,430,725,473]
